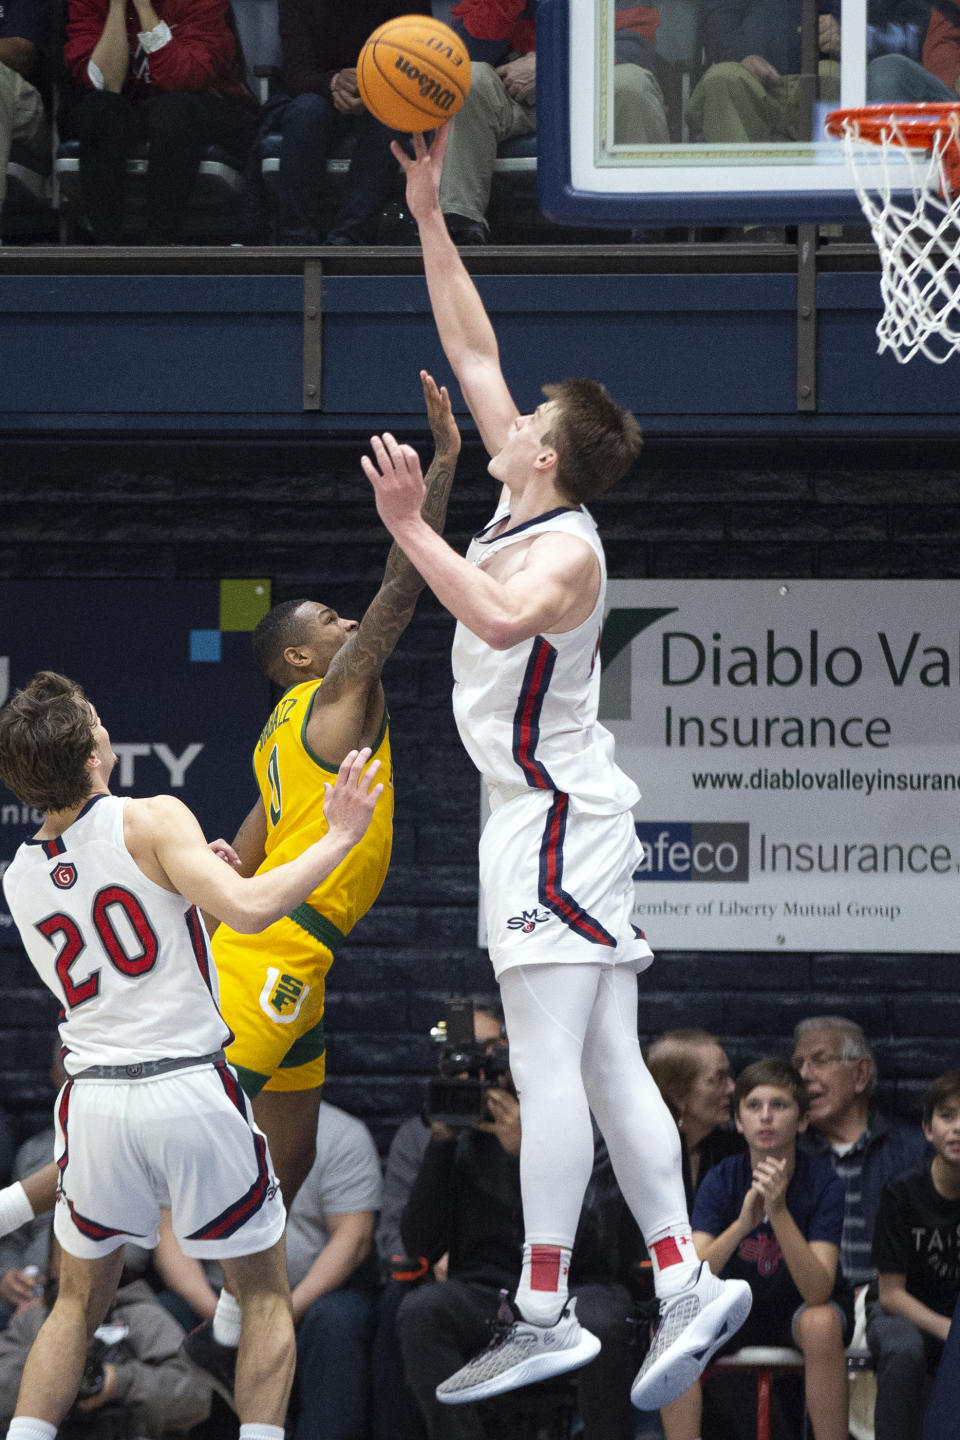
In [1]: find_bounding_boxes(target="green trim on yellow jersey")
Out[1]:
[301,692,390,774]
[279,1015,326,1069]
[288,903,344,955]
[232,1062,270,1098]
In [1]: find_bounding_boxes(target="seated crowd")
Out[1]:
[0,1010,956,1440]
[3,0,960,244]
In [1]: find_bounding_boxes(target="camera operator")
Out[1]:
[392,998,641,1440]
[371,999,505,1440]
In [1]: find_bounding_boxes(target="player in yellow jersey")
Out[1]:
[0,377,457,1398]
[214,371,460,1206]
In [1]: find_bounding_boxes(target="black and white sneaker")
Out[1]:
[436,1294,600,1405]
[630,1262,752,1410]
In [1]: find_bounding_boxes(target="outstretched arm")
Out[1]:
[318,370,460,706]
[128,750,383,931]
[392,128,519,457]
[362,432,597,647]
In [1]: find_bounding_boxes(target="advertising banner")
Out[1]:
[0,580,272,948]
[601,580,959,952]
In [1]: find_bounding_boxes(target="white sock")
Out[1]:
[514,1243,571,1326]
[0,1183,35,1238]
[648,1229,701,1297]
[212,1288,242,1348]
[239,1426,284,1440]
[7,1419,57,1440]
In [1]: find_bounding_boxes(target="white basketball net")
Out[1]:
[838,110,960,364]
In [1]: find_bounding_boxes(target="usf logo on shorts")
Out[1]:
[259,968,311,1023]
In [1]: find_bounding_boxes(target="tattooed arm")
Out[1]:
[307,372,460,743]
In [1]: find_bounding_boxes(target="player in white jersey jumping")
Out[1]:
[360,126,752,1413]
[0,670,382,1440]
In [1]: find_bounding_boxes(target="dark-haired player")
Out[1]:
[213,370,458,1198]
[0,374,458,1403]
[360,125,751,1412]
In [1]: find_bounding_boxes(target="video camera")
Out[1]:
[424,996,510,1127]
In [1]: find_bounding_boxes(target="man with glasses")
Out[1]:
[792,1016,928,1440]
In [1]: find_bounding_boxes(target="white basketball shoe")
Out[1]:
[436,1293,601,1405]
[630,1262,753,1410]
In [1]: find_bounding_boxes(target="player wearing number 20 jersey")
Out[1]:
[4,792,229,1072]
[212,678,393,1096]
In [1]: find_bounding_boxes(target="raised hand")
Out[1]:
[323,749,383,844]
[751,1155,790,1215]
[737,1182,766,1235]
[421,369,460,460]
[390,125,450,221]
[361,431,428,534]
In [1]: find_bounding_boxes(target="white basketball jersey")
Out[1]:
[3,794,230,1073]
[452,501,641,815]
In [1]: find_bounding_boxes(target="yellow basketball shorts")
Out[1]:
[212,914,335,1098]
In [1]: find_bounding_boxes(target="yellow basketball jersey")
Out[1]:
[250,678,394,947]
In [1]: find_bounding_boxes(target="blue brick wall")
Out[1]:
[1,434,956,1156]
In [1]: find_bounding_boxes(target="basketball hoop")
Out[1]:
[825,102,960,363]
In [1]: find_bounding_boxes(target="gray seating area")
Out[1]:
[3,0,714,245]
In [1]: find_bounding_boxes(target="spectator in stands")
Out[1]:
[645,1028,744,1206]
[0,1054,59,1336]
[0,1231,211,1439]
[394,1020,641,1440]
[0,0,50,227]
[665,1058,853,1440]
[921,3,960,97]
[59,0,258,243]
[792,1016,929,1439]
[439,0,670,245]
[370,998,504,1440]
[821,0,958,105]
[687,0,948,152]
[169,1100,383,1440]
[273,0,429,245]
[870,1070,960,1440]
[0,1047,153,1335]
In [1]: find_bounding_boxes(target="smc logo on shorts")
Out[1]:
[51,863,78,889]
[507,907,552,933]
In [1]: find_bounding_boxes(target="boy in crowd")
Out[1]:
[872,1070,960,1440]
[663,1060,853,1440]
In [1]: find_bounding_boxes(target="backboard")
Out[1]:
[536,0,936,227]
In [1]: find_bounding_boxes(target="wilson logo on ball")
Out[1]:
[358,14,471,133]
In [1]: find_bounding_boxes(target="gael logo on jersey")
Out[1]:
[51,863,77,890]
[507,907,552,933]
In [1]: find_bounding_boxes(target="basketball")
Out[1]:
[357,14,471,133]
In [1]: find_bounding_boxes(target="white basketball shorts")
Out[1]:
[53,1061,285,1260]
[480,788,655,979]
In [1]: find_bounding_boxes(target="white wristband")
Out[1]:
[137,20,172,52]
